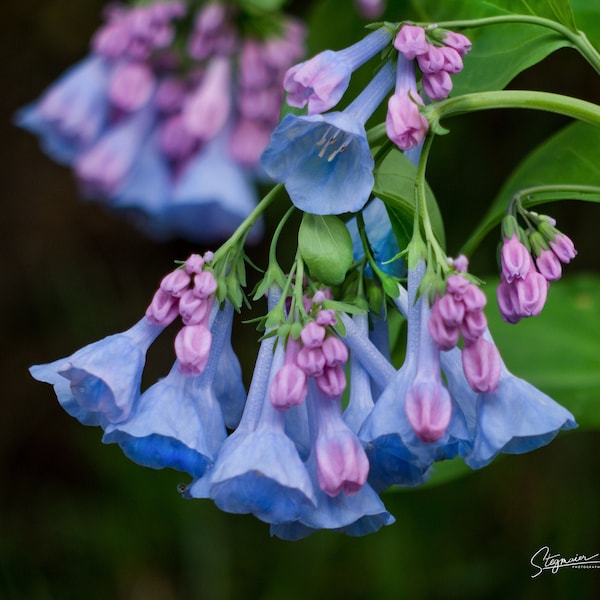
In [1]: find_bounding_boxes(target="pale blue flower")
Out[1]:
[29,318,163,427]
[261,61,395,215]
[441,335,577,469]
[102,303,239,477]
[15,55,112,165]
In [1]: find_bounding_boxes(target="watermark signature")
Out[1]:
[530,546,600,578]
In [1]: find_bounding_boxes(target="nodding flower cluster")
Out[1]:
[27,15,580,541]
[497,211,577,324]
[16,0,305,243]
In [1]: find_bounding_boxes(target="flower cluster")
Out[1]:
[497,211,577,324]
[17,0,305,243]
[386,24,471,151]
[261,22,470,215]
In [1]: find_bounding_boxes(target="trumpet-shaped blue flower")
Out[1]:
[102,303,238,477]
[440,334,577,469]
[284,27,392,114]
[15,55,112,165]
[261,61,396,215]
[270,380,394,540]
[29,318,163,427]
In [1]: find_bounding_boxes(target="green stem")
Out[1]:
[431,14,600,75]
[213,183,285,264]
[461,184,600,255]
[424,90,600,130]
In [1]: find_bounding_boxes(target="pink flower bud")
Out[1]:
[501,235,532,283]
[192,270,217,299]
[496,279,521,324]
[549,233,577,263]
[435,294,465,327]
[315,309,337,326]
[145,288,179,326]
[175,324,212,375]
[427,310,460,351]
[296,346,326,377]
[321,336,349,367]
[417,45,445,73]
[300,321,326,348]
[394,25,428,60]
[316,365,347,398]
[316,429,369,497]
[178,290,211,325]
[184,254,205,274]
[513,271,548,317]
[421,70,453,101]
[108,62,155,112]
[451,254,469,273]
[405,381,452,443]
[439,46,463,73]
[270,364,308,410]
[460,309,488,343]
[386,91,429,151]
[535,249,562,281]
[461,338,501,393]
[461,284,487,312]
[160,268,191,297]
[442,31,472,56]
[446,274,470,298]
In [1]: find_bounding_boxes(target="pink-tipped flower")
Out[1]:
[549,233,577,263]
[435,293,465,327]
[536,249,562,281]
[354,0,385,19]
[386,55,428,151]
[501,234,532,283]
[184,254,204,274]
[145,288,180,326]
[174,324,212,375]
[315,309,337,326]
[439,46,464,74]
[461,284,487,312]
[405,381,452,443]
[461,337,501,393]
[496,278,522,324]
[460,310,488,343]
[316,365,347,398]
[393,25,428,60]
[284,28,392,114]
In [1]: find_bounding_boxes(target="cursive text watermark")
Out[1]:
[530,546,600,578]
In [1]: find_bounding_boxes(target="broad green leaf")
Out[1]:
[373,148,445,251]
[298,214,354,286]
[413,0,572,94]
[571,0,600,51]
[486,274,600,429]
[462,121,600,255]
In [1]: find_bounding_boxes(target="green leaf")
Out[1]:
[462,121,600,254]
[571,0,600,51]
[486,274,600,429]
[298,214,354,286]
[548,0,577,30]
[373,148,445,250]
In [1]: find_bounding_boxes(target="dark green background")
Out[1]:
[1,1,599,598]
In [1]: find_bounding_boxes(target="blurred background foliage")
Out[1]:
[1,0,599,598]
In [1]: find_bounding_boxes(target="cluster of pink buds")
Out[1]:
[428,257,501,393]
[145,252,218,375]
[270,294,349,410]
[394,24,471,102]
[496,214,576,324]
[386,24,471,152]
